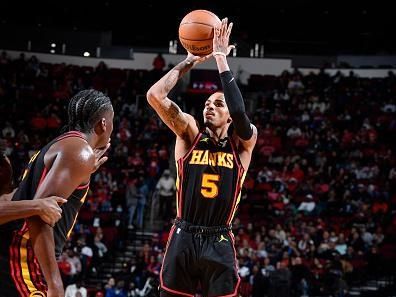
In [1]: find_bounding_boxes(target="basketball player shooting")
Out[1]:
[146,18,257,297]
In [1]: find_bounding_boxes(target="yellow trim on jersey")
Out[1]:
[29,151,41,164]
[22,151,41,181]
[67,188,89,238]
[20,234,39,293]
[229,171,247,222]
[80,188,88,203]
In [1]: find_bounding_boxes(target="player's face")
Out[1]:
[97,108,114,148]
[203,92,231,127]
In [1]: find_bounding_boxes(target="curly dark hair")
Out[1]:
[67,89,113,133]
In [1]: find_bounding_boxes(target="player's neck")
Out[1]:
[206,125,229,142]
[83,133,100,148]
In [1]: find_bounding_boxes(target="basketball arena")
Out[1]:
[0,1,395,297]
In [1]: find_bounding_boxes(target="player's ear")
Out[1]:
[95,118,107,134]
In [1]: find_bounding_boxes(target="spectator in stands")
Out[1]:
[154,169,175,221]
[135,176,149,229]
[297,194,316,214]
[93,232,108,262]
[105,280,127,297]
[27,55,40,76]
[152,53,165,72]
[150,53,166,83]
[95,61,109,76]
[74,236,94,276]
[65,278,87,297]
[286,124,302,139]
[105,277,116,291]
[67,249,82,283]
[126,176,138,229]
[58,251,74,286]
[2,121,15,138]
[147,254,161,277]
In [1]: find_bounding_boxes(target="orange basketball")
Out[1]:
[178,9,221,56]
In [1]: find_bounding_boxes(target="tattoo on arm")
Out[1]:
[162,59,194,94]
[166,102,182,123]
[148,58,198,137]
[154,100,190,137]
[164,71,179,94]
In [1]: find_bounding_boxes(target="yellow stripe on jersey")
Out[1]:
[20,234,39,294]
[229,171,247,223]
[28,151,41,165]
[21,151,41,181]
[67,188,89,238]
[80,188,89,203]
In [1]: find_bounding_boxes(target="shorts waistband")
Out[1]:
[174,219,232,235]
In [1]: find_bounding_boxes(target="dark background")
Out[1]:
[1,0,395,55]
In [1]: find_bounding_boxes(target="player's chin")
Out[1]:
[203,118,213,125]
[97,138,110,149]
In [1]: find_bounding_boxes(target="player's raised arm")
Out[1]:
[213,18,257,168]
[146,53,210,140]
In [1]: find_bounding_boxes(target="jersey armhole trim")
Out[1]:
[76,182,90,190]
[229,136,244,171]
[179,132,202,162]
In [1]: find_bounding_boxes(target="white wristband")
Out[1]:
[212,51,227,57]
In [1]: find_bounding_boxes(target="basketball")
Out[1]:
[179,9,221,56]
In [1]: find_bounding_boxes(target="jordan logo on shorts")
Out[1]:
[218,235,228,242]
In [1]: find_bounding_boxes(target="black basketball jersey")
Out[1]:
[11,131,90,257]
[175,129,246,226]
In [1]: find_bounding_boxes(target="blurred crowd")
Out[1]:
[1,51,395,297]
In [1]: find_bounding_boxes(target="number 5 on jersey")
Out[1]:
[201,173,220,199]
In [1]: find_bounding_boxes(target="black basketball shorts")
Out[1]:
[160,219,240,297]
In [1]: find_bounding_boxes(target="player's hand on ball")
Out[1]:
[185,51,213,67]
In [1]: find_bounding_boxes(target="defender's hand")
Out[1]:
[38,196,67,227]
[93,142,111,172]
